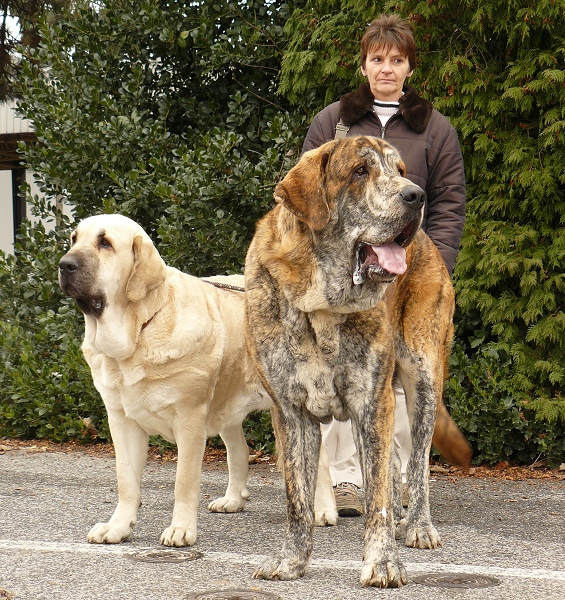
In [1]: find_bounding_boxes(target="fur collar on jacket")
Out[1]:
[339,82,433,134]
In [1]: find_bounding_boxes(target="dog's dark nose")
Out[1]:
[399,185,425,206]
[59,256,79,274]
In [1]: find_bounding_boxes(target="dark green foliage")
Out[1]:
[242,411,275,455]
[16,0,305,275]
[278,2,368,107]
[389,0,565,426]
[0,211,109,442]
[445,341,565,467]
[417,0,565,456]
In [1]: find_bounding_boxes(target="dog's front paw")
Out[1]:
[207,495,246,513]
[87,521,133,544]
[360,558,407,588]
[253,555,307,581]
[314,506,338,526]
[405,524,442,549]
[160,525,197,547]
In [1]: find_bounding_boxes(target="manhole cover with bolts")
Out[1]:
[412,573,501,589]
[129,548,204,563]
[185,590,281,600]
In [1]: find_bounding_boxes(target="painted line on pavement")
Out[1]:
[0,539,564,582]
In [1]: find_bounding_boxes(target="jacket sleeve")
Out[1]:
[301,104,341,154]
[424,127,466,275]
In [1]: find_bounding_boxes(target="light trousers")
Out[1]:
[320,383,412,487]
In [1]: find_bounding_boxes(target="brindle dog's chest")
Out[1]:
[275,307,391,421]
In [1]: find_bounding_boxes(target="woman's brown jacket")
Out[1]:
[302,83,466,275]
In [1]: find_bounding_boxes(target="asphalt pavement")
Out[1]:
[1,445,564,600]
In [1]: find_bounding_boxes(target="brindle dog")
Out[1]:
[245,136,470,588]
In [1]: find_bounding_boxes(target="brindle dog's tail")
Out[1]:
[432,399,472,472]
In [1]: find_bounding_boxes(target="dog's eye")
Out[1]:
[397,159,407,177]
[70,234,77,246]
[354,166,368,177]
[99,237,113,250]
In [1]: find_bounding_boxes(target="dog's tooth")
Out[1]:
[353,247,366,285]
[353,267,366,285]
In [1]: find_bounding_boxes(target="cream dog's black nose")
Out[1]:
[59,256,79,274]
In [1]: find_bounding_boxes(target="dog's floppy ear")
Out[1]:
[126,234,167,302]
[274,147,331,231]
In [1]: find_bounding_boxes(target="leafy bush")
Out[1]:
[16,0,305,276]
[445,341,565,467]
[1,0,303,450]
[243,411,275,455]
[0,213,109,442]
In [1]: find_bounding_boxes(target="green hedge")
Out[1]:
[0,216,107,442]
[445,342,565,466]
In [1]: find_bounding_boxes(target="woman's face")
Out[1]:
[362,45,413,102]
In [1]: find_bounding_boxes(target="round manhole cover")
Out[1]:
[185,590,281,600]
[129,548,204,563]
[412,573,501,589]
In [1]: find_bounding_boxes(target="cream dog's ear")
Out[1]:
[274,146,331,231]
[126,234,167,302]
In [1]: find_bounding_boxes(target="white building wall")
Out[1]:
[1,100,62,255]
[0,170,13,255]
[0,102,32,134]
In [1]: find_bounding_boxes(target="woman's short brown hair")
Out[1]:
[360,15,416,71]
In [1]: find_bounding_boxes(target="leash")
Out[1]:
[141,280,243,334]
[201,279,245,293]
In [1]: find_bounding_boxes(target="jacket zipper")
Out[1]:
[380,112,399,139]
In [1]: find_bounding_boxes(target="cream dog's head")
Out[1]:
[58,214,166,318]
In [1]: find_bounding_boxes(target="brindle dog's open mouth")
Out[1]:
[353,219,418,285]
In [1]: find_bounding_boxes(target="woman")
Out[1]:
[302,14,466,516]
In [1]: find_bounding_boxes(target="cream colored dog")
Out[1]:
[58,214,337,547]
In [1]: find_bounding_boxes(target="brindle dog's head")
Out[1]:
[272,136,424,312]
[58,214,166,318]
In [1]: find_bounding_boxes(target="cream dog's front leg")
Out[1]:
[208,422,250,514]
[160,412,207,547]
[88,410,148,544]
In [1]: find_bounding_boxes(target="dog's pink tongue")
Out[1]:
[373,242,407,275]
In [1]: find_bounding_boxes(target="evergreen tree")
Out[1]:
[396,0,565,423]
